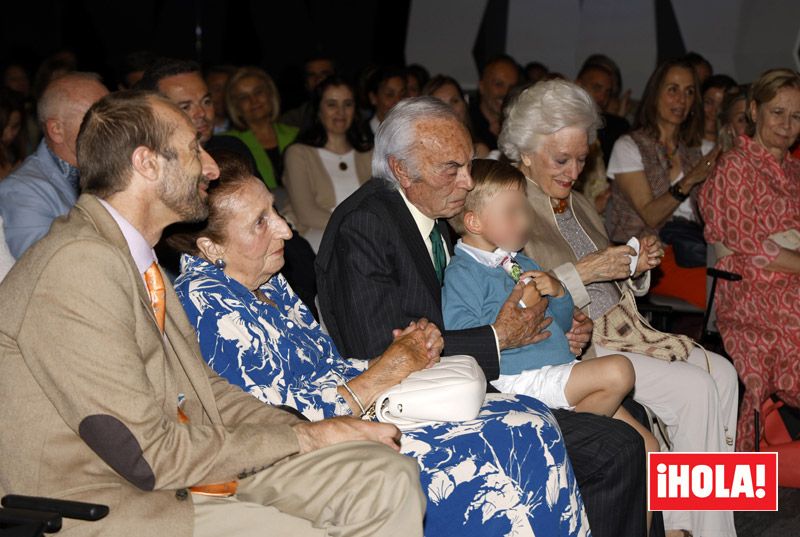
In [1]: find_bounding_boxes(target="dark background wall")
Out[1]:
[1,0,411,109]
[3,0,800,103]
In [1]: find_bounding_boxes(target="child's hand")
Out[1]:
[520,279,543,308]
[524,270,564,297]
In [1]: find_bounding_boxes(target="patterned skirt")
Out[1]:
[399,393,590,537]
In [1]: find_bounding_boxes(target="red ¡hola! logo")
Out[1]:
[648,452,778,511]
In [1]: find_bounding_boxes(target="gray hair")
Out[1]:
[372,96,461,185]
[498,79,603,163]
[37,71,104,126]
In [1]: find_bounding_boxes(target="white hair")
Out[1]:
[498,79,603,163]
[37,71,104,126]
[372,96,461,186]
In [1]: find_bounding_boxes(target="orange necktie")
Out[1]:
[143,262,166,333]
[144,262,239,496]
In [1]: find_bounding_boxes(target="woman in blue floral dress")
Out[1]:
[170,153,590,537]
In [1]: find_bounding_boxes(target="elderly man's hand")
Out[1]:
[293,417,401,453]
[492,283,552,350]
[566,308,593,356]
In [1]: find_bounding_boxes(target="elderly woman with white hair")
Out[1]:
[499,80,739,537]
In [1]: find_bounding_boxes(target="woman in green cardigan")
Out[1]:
[225,66,298,213]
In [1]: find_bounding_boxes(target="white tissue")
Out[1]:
[626,237,640,276]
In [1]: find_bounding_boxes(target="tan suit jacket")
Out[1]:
[0,194,302,536]
[283,144,372,232]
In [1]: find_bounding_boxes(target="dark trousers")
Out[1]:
[553,400,664,537]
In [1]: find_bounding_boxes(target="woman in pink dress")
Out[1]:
[700,68,800,451]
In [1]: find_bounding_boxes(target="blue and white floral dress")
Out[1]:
[175,254,590,537]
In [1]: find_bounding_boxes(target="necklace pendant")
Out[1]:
[339,161,348,171]
[552,198,569,214]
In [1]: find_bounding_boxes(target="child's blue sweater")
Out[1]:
[442,245,575,375]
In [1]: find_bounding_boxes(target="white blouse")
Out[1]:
[607,135,714,223]
[316,148,361,207]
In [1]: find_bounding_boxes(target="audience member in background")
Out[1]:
[683,51,713,85]
[524,61,548,84]
[279,55,336,129]
[138,58,320,317]
[701,74,738,148]
[700,68,800,452]
[138,58,215,142]
[469,55,520,151]
[0,72,108,258]
[0,89,25,179]
[581,54,631,120]
[225,66,298,214]
[577,63,631,165]
[32,51,77,100]
[423,74,490,158]
[501,80,737,537]
[716,85,749,152]
[606,59,719,268]
[171,151,590,537]
[366,66,407,135]
[283,76,372,250]
[3,63,37,154]
[205,65,236,133]
[3,63,31,96]
[404,64,429,98]
[117,50,155,90]
[317,97,651,537]
[575,63,631,213]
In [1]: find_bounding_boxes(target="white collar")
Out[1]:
[398,188,436,239]
[456,239,517,268]
[97,197,157,276]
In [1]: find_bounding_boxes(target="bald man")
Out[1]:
[0,72,108,257]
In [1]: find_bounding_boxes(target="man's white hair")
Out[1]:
[372,96,461,185]
[498,79,603,163]
[37,71,104,126]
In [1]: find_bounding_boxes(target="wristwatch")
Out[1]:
[668,183,689,202]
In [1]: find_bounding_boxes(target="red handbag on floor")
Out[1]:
[760,397,800,488]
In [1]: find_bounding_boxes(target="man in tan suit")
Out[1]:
[0,90,426,536]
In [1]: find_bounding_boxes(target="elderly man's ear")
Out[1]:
[388,155,414,189]
[130,146,163,183]
[45,118,65,146]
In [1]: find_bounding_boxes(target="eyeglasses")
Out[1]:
[232,85,269,106]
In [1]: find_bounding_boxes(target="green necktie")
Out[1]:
[429,223,447,285]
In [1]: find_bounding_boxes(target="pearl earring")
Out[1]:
[214,258,226,269]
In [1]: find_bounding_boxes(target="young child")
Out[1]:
[442,159,659,454]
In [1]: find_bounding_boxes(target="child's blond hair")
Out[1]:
[449,159,527,236]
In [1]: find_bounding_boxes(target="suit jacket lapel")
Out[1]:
[75,195,159,330]
[75,194,222,424]
[163,280,222,424]
[381,188,442,303]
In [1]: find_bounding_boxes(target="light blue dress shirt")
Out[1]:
[0,139,80,258]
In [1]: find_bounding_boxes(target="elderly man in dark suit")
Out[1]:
[0,90,425,536]
[317,97,649,537]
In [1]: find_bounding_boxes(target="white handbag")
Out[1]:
[374,355,487,430]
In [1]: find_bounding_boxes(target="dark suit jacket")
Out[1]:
[316,178,500,381]
[316,179,655,537]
